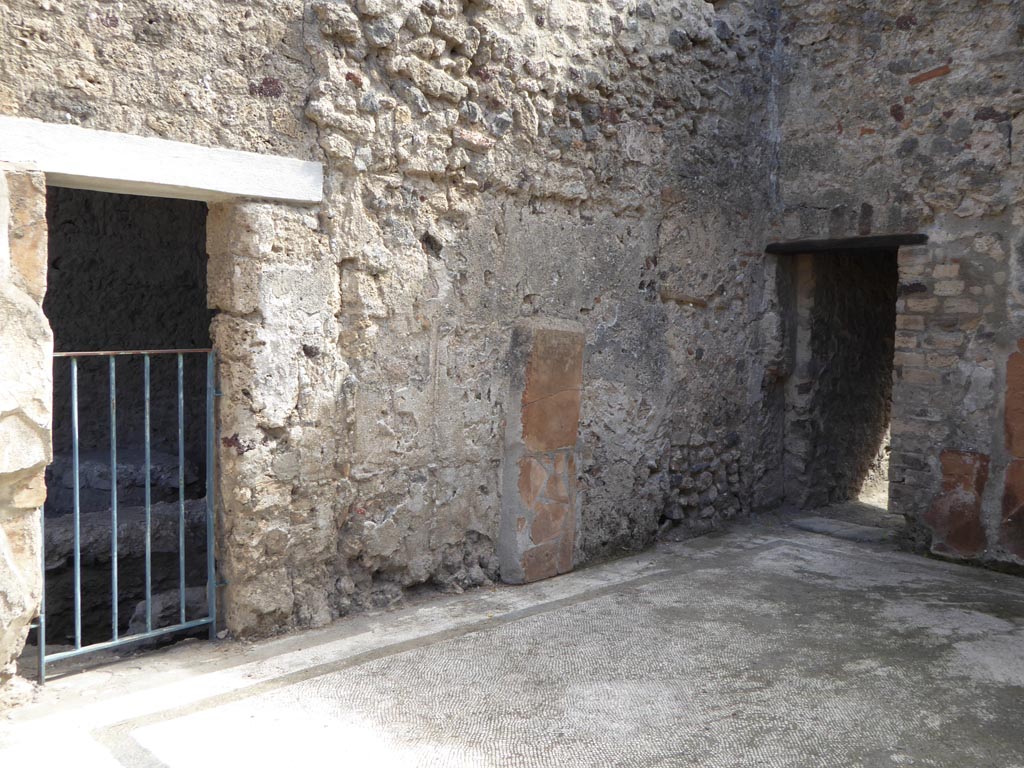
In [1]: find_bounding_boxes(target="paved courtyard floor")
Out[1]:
[2,518,1022,767]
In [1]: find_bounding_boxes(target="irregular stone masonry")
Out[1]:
[0,0,1022,705]
[0,164,51,706]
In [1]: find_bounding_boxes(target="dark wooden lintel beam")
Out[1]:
[765,234,928,255]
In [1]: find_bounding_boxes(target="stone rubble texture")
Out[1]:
[772,1,1022,564]
[0,163,52,705]
[0,0,1021,702]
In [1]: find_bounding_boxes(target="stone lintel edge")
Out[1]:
[0,115,324,205]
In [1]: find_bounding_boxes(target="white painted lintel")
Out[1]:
[0,115,323,204]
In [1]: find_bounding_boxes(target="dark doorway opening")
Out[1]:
[37,187,212,648]
[779,247,899,526]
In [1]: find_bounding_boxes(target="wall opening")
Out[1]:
[38,187,212,646]
[780,248,899,523]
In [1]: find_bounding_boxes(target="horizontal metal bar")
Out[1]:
[54,348,213,358]
[43,618,214,664]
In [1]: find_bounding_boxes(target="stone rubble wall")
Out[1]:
[297,0,780,623]
[191,0,779,635]
[0,163,51,705]
[0,0,1020,661]
[4,0,1018,664]
[774,0,1024,563]
[0,0,846,645]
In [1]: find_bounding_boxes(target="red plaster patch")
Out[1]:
[1005,343,1024,457]
[1000,460,1024,559]
[923,450,989,558]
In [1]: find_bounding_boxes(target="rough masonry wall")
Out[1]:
[302,0,780,624]
[3,0,782,638]
[0,164,51,705]
[0,1,317,157]
[775,0,1024,563]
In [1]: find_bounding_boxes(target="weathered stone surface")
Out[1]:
[5,171,47,304]
[0,165,49,703]
[1,0,1021,701]
[127,587,208,638]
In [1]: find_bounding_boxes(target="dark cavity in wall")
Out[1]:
[40,187,211,644]
[780,248,898,510]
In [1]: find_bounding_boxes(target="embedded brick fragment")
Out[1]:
[531,501,569,545]
[521,540,560,582]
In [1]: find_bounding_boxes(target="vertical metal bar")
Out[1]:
[38,500,46,685]
[205,352,217,639]
[110,357,119,640]
[177,354,186,624]
[71,357,82,650]
[144,354,152,633]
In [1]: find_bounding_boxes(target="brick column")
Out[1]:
[890,236,1010,561]
[499,320,584,584]
[0,163,52,707]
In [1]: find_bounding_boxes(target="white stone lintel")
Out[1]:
[0,115,323,205]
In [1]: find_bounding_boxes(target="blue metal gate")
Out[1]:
[36,349,218,682]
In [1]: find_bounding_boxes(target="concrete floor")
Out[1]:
[2,520,1023,767]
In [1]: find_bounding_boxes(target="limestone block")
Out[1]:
[0,163,49,700]
[0,414,49,476]
[0,523,36,681]
[10,471,46,509]
[1000,459,1024,560]
[0,282,53,432]
[5,171,48,304]
[499,320,584,584]
[206,203,275,315]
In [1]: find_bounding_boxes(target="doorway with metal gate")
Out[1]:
[27,186,217,680]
